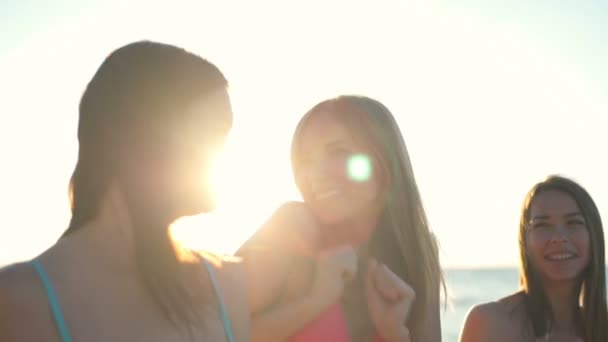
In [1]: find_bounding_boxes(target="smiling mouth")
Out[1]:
[544,252,578,261]
[313,190,340,201]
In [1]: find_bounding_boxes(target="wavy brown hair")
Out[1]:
[291,95,445,337]
[519,175,607,341]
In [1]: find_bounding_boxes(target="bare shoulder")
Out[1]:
[233,202,320,315]
[459,292,527,342]
[496,291,527,314]
[0,261,55,340]
[238,201,320,254]
[0,261,30,288]
[212,258,250,342]
[0,261,41,308]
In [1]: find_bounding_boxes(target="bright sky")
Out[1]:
[1,0,607,269]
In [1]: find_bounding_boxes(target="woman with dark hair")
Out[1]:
[460,175,607,342]
[0,41,248,341]
[239,95,444,341]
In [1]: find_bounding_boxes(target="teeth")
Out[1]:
[545,253,576,261]
[314,190,340,200]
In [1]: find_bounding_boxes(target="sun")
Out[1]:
[170,126,300,256]
[170,135,246,255]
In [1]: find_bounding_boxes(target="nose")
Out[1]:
[549,224,569,244]
[309,157,333,183]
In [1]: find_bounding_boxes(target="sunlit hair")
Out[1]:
[519,175,607,341]
[291,95,445,337]
[63,41,230,330]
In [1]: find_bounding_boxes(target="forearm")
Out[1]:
[250,295,328,342]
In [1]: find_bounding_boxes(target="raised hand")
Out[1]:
[366,258,415,342]
[309,245,358,310]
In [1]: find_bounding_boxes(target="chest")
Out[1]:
[281,257,375,341]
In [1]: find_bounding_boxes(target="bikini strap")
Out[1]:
[32,260,72,342]
[203,258,235,342]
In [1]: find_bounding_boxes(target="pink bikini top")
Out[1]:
[286,237,384,341]
[288,302,384,342]
[288,302,350,342]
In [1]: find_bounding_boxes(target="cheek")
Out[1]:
[525,235,545,264]
[574,231,592,264]
[299,156,349,191]
[347,181,380,211]
[327,156,351,183]
[349,162,382,204]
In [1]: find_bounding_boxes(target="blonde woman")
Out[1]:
[240,95,444,341]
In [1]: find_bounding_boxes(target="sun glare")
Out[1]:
[171,136,243,255]
[171,120,299,256]
[347,153,373,183]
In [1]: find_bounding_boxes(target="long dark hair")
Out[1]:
[519,175,607,341]
[63,41,230,329]
[291,95,445,337]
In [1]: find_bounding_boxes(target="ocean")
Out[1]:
[441,267,520,342]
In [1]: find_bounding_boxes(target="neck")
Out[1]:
[58,186,138,275]
[543,280,581,333]
[323,213,378,249]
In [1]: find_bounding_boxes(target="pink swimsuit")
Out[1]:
[288,302,384,341]
[289,302,350,342]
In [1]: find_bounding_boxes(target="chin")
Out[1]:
[308,200,349,220]
[312,210,348,226]
[540,264,587,284]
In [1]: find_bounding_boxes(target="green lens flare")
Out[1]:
[347,154,372,182]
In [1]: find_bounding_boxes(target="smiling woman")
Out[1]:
[459,175,608,342]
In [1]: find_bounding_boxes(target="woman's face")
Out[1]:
[294,111,383,231]
[525,190,591,285]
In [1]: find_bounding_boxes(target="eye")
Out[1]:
[328,146,351,158]
[528,223,553,238]
[567,219,586,228]
[532,222,548,229]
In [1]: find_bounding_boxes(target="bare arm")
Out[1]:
[237,245,294,314]
[249,245,357,342]
[236,201,321,314]
[237,202,335,341]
